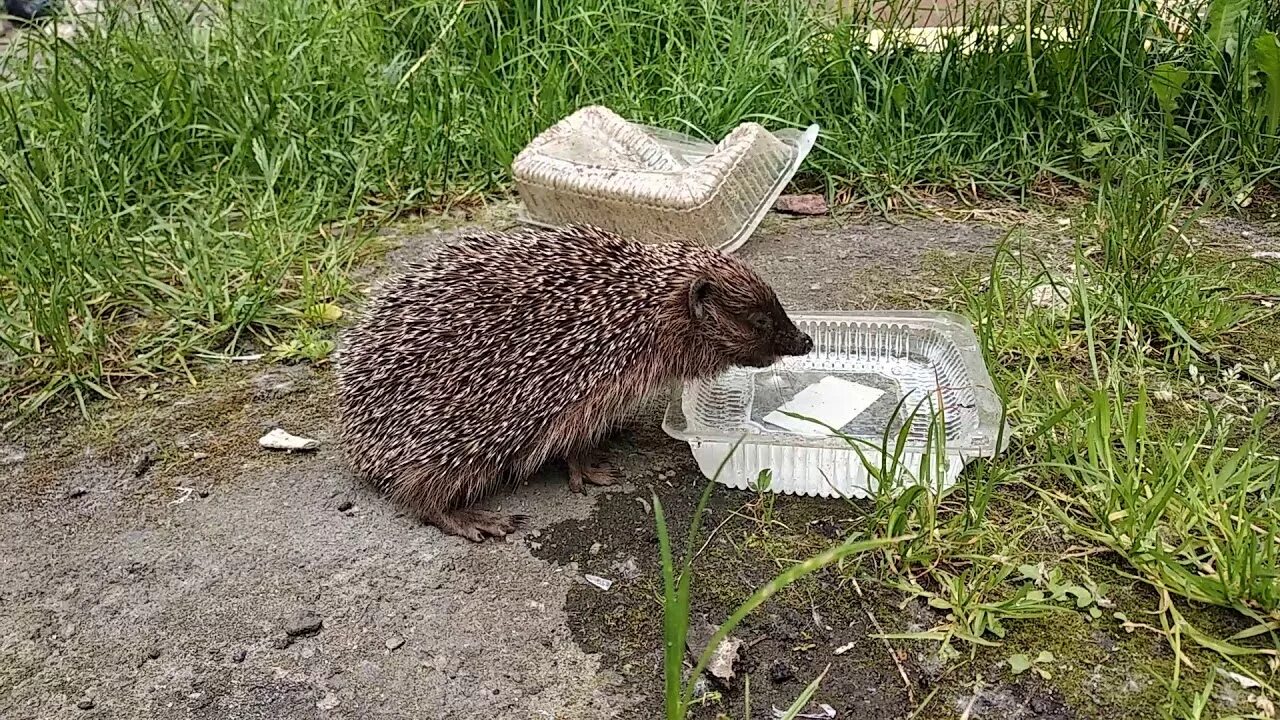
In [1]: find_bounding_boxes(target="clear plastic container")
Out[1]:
[662,311,1008,498]
[513,105,819,253]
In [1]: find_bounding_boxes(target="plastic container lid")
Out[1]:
[662,311,1009,498]
[513,105,819,253]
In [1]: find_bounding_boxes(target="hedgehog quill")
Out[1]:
[337,225,812,541]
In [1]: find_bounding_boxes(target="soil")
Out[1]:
[1,205,1267,719]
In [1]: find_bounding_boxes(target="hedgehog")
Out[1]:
[336,225,812,542]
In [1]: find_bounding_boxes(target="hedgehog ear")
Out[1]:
[689,277,713,319]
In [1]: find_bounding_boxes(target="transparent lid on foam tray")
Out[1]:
[512,105,819,253]
[662,311,1011,499]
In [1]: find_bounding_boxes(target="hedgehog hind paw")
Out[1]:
[568,458,617,494]
[430,508,524,542]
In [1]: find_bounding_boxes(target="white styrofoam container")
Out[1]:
[662,311,1008,498]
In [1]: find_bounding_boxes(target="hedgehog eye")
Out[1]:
[747,311,773,332]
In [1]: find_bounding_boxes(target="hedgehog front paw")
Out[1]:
[430,508,526,542]
[568,459,617,493]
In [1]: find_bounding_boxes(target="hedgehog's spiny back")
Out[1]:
[336,225,742,493]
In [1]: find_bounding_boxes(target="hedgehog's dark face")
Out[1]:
[689,277,813,368]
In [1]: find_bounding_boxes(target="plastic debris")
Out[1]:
[258,428,320,452]
[584,574,613,591]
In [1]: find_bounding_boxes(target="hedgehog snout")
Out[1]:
[777,330,813,357]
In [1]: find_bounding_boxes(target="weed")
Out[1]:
[652,440,908,719]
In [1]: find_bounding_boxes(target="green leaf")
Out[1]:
[1150,63,1189,116]
[1206,0,1248,53]
[752,469,773,492]
[1009,654,1032,675]
[1254,32,1280,134]
[1036,650,1056,664]
[1018,564,1043,583]
[1081,141,1110,159]
[890,83,909,109]
[304,303,343,325]
[928,597,953,610]
[1065,586,1094,608]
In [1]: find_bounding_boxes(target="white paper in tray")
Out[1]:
[763,376,885,437]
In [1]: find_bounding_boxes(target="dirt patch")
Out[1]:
[0,208,1216,719]
[529,418,918,719]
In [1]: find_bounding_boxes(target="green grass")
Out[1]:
[821,164,1280,714]
[2,0,1279,421]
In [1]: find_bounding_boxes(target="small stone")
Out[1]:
[147,646,162,660]
[774,193,829,216]
[808,283,822,291]
[284,612,323,637]
[273,634,295,650]
[588,542,602,555]
[385,636,405,651]
[259,428,320,451]
[192,452,210,460]
[197,487,211,498]
[316,693,341,711]
[0,445,26,466]
[1030,282,1069,310]
[769,660,795,683]
[336,498,354,512]
[231,649,247,663]
[131,445,157,477]
[612,557,641,581]
[76,697,94,711]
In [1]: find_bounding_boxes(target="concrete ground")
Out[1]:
[8,205,1244,719]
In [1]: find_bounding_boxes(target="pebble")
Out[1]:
[385,636,405,651]
[336,498,354,512]
[612,557,641,581]
[76,697,94,711]
[231,649,247,663]
[774,193,829,216]
[284,612,323,637]
[273,634,295,650]
[0,445,26,466]
[316,693,341,711]
[146,646,162,660]
[588,542,602,555]
[770,660,796,683]
[131,446,156,477]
